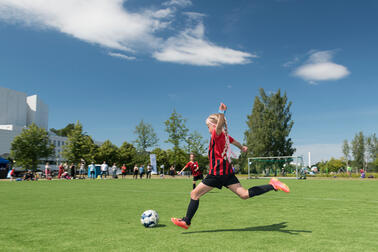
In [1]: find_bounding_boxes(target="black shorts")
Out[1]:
[193,174,203,181]
[202,174,240,189]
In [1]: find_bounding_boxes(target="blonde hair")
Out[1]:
[206,114,231,162]
[206,114,219,127]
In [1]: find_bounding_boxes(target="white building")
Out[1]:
[0,86,101,171]
[0,86,49,157]
[48,132,68,164]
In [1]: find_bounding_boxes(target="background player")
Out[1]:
[178,153,203,190]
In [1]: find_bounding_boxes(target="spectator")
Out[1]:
[101,161,108,179]
[61,171,71,180]
[139,165,145,179]
[133,165,139,179]
[79,162,86,179]
[121,164,127,179]
[89,162,96,179]
[112,163,118,179]
[23,170,34,181]
[169,165,176,177]
[70,163,76,179]
[7,166,15,181]
[347,165,352,177]
[45,162,51,180]
[58,163,64,179]
[146,164,152,179]
[360,168,365,178]
[63,162,68,172]
[160,164,165,175]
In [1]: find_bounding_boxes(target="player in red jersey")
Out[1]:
[178,153,203,190]
[171,103,290,229]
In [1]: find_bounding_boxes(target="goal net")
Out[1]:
[247,156,304,179]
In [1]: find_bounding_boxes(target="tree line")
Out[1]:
[10,110,209,172]
[10,88,297,174]
[342,132,377,172]
[313,133,377,174]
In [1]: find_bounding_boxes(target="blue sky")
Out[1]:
[0,0,377,164]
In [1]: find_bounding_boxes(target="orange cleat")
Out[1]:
[171,218,190,229]
[269,178,290,193]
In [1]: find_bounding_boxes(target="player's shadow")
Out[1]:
[182,222,311,235]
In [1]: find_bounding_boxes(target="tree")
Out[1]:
[10,123,55,171]
[95,140,119,165]
[374,157,378,171]
[50,123,75,137]
[165,109,188,165]
[351,131,365,171]
[62,121,97,164]
[185,131,207,156]
[133,120,158,152]
[80,135,98,164]
[244,88,295,175]
[316,161,328,174]
[118,141,137,168]
[342,140,350,166]
[185,131,208,171]
[166,148,188,170]
[366,133,377,163]
[326,158,345,173]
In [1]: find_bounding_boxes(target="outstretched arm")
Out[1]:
[178,165,188,175]
[231,139,248,153]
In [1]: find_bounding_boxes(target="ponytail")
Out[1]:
[222,117,235,163]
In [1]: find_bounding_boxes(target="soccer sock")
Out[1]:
[184,199,199,225]
[193,183,196,189]
[248,184,275,198]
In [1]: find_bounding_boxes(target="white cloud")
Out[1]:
[282,56,299,67]
[163,0,192,7]
[108,52,136,60]
[0,0,163,52]
[0,0,254,67]
[183,11,206,20]
[151,8,173,19]
[153,23,256,66]
[293,50,350,83]
[294,143,343,166]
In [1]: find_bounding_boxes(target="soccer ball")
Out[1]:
[141,210,159,228]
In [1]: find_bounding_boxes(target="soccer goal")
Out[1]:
[247,156,304,179]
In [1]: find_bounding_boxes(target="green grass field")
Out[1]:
[0,177,377,252]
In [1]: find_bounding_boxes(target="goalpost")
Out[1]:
[247,156,304,179]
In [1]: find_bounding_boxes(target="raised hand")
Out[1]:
[219,102,227,111]
[241,146,248,153]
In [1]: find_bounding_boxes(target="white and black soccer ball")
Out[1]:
[141,210,159,228]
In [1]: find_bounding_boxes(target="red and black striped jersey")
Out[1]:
[208,129,234,176]
[185,161,202,177]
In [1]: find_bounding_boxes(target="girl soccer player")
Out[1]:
[171,103,290,229]
[178,153,203,190]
